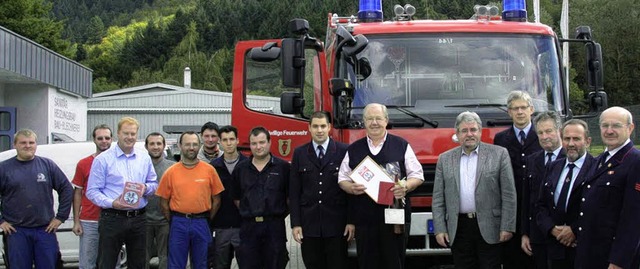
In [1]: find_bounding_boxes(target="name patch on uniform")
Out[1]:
[608,171,615,175]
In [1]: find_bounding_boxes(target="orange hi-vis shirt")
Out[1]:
[155,160,224,214]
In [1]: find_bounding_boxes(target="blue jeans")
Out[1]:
[79,221,99,269]
[6,226,60,269]
[168,216,211,269]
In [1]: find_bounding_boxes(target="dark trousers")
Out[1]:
[502,231,535,269]
[354,223,406,269]
[98,211,147,269]
[549,248,575,269]
[237,218,287,269]
[531,242,549,269]
[451,217,501,269]
[300,235,348,269]
[5,226,60,269]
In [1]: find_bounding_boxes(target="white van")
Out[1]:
[0,141,146,266]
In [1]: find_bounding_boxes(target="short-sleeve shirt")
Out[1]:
[71,155,101,221]
[155,161,224,214]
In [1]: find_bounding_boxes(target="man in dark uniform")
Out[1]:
[521,112,565,269]
[210,125,247,269]
[575,107,640,269]
[338,103,424,269]
[536,119,594,269]
[494,90,542,269]
[230,126,290,269]
[290,111,354,269]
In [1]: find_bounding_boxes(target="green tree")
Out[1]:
[87,16,106,44]
[570,0,640,106]
[0,0,72,56]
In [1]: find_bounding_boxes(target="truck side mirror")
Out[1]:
[281,92,305,114]
[330,78,355,96]
[248,42,281,62]
[588,91,607,113]
[281,38,305,88]
[343,34,369,57]
[585,42,603,91]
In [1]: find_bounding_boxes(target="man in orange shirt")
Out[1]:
[156,131,224,268]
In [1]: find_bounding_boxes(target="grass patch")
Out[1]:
[589,144,640,156]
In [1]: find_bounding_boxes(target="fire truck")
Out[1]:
[230,0,606,256]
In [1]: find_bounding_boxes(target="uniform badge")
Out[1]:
[635,183,640,192]
[278,139,292,157]
[608,171,615,175]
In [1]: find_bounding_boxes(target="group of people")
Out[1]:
[433,91,640,269]
[0,91,638,269]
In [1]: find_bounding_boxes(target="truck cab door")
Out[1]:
[231,40,326,161]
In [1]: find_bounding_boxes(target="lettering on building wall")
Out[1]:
[53,96,81,133]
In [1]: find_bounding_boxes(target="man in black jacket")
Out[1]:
[521,111,565,269]
[289,111,353,269]
[494,90,542,269]
[536,119,594,269]
[210,125,247,269]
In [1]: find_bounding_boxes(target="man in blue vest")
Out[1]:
[338,103,424,269]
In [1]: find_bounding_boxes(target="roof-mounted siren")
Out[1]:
[394,4,416,21]
[358,0,383,22]
[474,5,500,21]
[503,0,527,22]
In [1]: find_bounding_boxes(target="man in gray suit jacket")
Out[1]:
[433,111,517,269]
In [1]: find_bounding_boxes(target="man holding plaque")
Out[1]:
[338,103,424,269]
[87,117,158,269]
[433,111,516,269]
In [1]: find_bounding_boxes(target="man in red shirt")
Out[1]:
[71,124,112,269]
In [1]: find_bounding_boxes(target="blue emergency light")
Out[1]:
[358,0,383,22]
[502,0,527,22]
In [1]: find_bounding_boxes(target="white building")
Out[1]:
[0,26,92,151]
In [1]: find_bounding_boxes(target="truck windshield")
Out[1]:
[345,34,564,126]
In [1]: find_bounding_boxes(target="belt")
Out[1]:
[171,211,209,219]
[459,212,477,219]
[103,208,146,217]
[244,216,283,223]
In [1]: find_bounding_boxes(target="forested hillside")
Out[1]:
[1,0,639,109]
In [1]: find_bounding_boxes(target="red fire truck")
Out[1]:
[230,0,605,256]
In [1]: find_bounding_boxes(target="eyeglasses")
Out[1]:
[96,136,111,141]
[508,105,530,111]
[600,123,628,130]
[364,117,386,123]
[459,128,480,134]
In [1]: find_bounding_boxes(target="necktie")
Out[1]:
[546,152,554,166]
[598,151,609,169]
[317,145,325,159]
[557,163,575,212]
[519,130,526,146]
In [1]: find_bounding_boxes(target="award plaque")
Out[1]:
[119,182,144,208]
